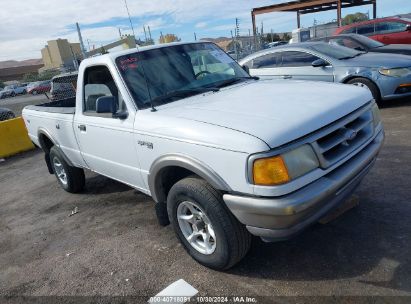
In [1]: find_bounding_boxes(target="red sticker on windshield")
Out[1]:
[120,57,138,71]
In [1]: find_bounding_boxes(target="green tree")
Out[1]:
[265,33,281,43]
[38,70,59,81]
[22,72,39,82]
[342,12,369,26]
[159,33,181,44]
[282,32,291,42]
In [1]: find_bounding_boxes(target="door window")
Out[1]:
[375,21,407,34]
[252,53,280,68]
[280,51,320,67]
[341,27,357,34]
[329,38,364,50]
[83,66,127,116]
[356,24,375,36]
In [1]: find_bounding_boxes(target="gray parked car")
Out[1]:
[311,34,411,56]
[1,84,27,97]
[239,42,411,103]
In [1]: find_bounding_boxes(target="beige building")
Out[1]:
[40,39,82,72]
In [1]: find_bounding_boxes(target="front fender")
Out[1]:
[148,153,231,203]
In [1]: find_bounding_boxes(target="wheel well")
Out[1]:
[38,133,54,154]
[343,76,381,100]
[154,166,199,203]
[343,75,368,84]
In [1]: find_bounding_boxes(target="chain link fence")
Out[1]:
[50,72,78,102]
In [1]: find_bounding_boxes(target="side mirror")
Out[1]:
[112,111,128,119]
[242,65,250,74]
[312,58,329,67]
[96,96,117,114]
[354,46,366,52]
[406,24,411,31]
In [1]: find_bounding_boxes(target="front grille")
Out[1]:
[312,107,374,169]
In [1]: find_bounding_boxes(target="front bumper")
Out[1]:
[379,74,411,100]
[223,130,384,242]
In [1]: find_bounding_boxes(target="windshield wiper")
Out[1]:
[149,87,219,109]
[212,76,259,89]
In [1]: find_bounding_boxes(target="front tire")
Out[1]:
[167,177,251,270]
[49,146,85,193]
[346,78,381,103]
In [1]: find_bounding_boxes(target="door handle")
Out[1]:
[78,125,86,131]
[282,75,292,79]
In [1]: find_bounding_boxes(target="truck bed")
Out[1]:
[25,97,75,114]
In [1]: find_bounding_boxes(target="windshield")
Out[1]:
[310,43,364,59]
[353,34,385,48]
[116,43,249,109]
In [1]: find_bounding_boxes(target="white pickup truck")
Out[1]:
[23,42,384,270]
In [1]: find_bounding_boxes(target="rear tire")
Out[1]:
[167,176,251,270]
[346,78,381,104]
[49,146,85,193]
[32,90,38,95]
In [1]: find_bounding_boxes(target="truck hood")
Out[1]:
[156,80,371,149]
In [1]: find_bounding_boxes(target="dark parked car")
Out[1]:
[0,108,15,121]
[311,34,411,55]
[27,80,51,95]
[334,17,411,44]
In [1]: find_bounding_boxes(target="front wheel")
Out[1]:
[167,177,251,270]
[49,146,85,193]
[346,78,381,103]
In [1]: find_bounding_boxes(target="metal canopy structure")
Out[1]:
[251,0,377,36]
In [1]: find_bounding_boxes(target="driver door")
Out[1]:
[74,65,145,189]
[277,51,334,82]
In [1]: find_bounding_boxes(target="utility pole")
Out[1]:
[235,18,240,61]
[76,22,87,59]
[86,39,91,52]
[194,32,197,41]
[160,31,164,43]
[124,0,135,37]
[230,30,238,61]
[143,25,148,42]
[148,25,153,44]
[69,45,79,71]
[118,28,122,39]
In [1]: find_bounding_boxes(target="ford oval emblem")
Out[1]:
[343,128,357,141]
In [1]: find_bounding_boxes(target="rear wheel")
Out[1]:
[32,90,38,95]
[167,177,251,270]
[49,146,85,193]
[346,78,381,104]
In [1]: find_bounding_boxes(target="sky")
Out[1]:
[0,0,410,61]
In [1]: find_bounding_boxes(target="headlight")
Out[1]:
[379,68,411,77]
[252,145,319,186]
[371,102,381,129]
